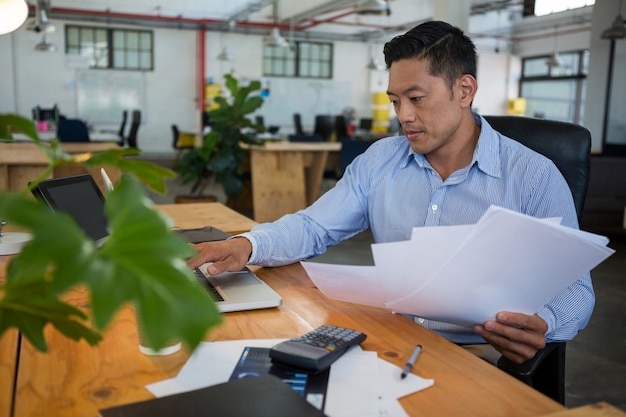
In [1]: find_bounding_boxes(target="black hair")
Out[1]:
[383,21,477,91]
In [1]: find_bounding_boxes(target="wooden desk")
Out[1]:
[246,141,341,222]
[0,202,566,417]
[0,142,121,194]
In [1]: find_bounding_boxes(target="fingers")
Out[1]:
[186,238,252,273]
[473,312,548,364]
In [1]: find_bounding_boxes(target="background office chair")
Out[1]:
[101,110,127,146]
[293,113,306,135]
[334,115,352,141]
[56,118,90,142]
[484,115,591,404]
[126,110,141,148]
[171,124,195,161]
[313,115,334,141]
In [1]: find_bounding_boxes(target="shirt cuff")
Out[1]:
[234,232,257,263]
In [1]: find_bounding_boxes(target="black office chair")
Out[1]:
[334,115,351,141]
[172,123,195,157]
[313,115,334,141]
[293,113,306,135]
[56,118,90,142]
[101,110,127,146]
[126,110,141,148]
[484,115,591,404]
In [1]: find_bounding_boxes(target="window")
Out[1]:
[263,41,332,78]
[65,25,153,70]
[519,50,589,124]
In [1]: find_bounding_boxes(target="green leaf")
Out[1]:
[92,175,222,350]
[0,114,40,142]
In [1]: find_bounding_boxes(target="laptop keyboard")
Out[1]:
[193,268,225,302]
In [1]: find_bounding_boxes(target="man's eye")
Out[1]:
[410,96,423,103]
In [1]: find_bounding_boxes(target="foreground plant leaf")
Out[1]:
[0,176,221,352]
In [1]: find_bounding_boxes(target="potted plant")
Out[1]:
[174,74,264,202]
[0,114,222,352]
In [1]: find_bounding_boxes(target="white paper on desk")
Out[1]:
[325,349,433,417]
[146,339,284,397]
[301,262,386,307]
[387,206,615,325]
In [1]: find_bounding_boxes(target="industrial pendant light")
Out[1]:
[545,26,562,68]
[264,27,289,47]
[34,34,57,52]
[264,1,288,48]
[217,46,234,61]
[601,0,626,40]
[0,0,28,35]
[356,0,390,16]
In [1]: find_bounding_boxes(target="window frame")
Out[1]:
[262,40,333,79]
[518,50,589,124]
[65,25,154,71]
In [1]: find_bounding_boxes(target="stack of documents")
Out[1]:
[302,205,614,326]
[147,339,433,417]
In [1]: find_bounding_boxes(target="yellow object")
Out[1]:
[205,84,221,112]
[176,132,197,148]
[507,98,527,116]
[372,92,390,132]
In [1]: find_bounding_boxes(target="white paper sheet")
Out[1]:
[146,339,433,417]
[303,206,615,327]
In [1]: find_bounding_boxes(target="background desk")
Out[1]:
[0,202,565,417]
[246,141,341,222]
[0,142,121,193]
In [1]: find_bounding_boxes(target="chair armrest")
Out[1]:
[497,342,566,403]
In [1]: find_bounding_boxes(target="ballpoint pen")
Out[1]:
[401,344,422,379]
[101,168,114,192]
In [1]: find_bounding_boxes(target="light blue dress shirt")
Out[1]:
[242,114,595,344]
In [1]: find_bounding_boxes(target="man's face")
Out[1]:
[386,58,468,156]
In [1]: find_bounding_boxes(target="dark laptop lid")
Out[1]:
[32,174,109,242]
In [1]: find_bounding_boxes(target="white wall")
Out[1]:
[1,19,516,154]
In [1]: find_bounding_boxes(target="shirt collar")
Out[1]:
[401,113,502,178]
[473,114,502,179]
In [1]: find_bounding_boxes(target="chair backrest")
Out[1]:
[484,115,591,222]
[339,139,375,176]
[485,116,591,405]
[117,110,128,138]
[334,115,350,140]
[313,115,334,141]
[171,124,180,149]
[57,118,90,142]
[127,110,141,148]
[293,113,305,135]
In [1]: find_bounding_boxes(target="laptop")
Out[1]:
[31,173,282,313]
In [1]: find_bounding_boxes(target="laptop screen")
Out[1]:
[32,174,109,242]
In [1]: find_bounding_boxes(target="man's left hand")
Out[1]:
[474,312,548,364]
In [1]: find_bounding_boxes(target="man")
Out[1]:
[189,21,594,364]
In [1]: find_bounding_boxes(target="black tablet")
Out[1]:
[31,174,109,243]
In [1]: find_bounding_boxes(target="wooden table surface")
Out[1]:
[0,202,567,417]
[0,142,121,193]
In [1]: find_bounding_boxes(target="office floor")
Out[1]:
[143,156,625,412]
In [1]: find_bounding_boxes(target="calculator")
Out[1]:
[269,325,367,372]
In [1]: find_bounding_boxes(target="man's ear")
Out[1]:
[458,74,478,107]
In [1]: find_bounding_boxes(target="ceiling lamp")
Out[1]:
[264,27,289,47]
[601,1,626,40]
[356,0,390,16]
[545,26,561,68]
[26,0,56,33]
[545,52,562,68]
[0,0,28,35]
[34,34,57,52]
[217,46,234,61]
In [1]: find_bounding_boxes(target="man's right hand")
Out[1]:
[187,237,252,275]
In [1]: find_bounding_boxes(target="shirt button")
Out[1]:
[431,204,438,212]
[418,318,425,324]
